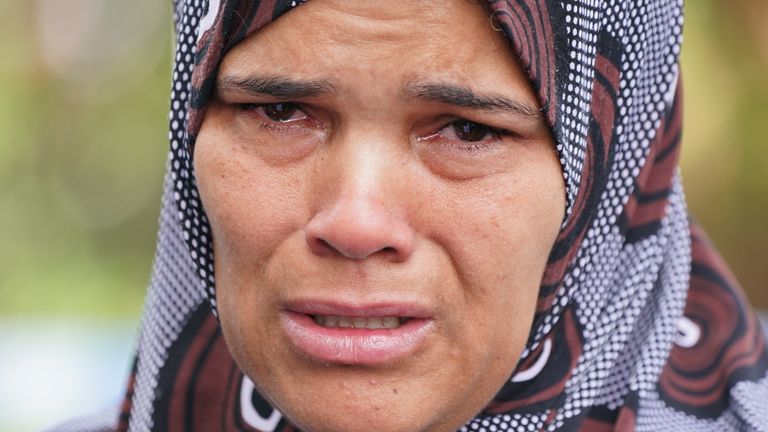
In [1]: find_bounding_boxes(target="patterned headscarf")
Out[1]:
[57,0,768,431]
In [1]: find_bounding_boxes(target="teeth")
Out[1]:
[311,315,408,329]
[383,317,400,328]
[366,317,383,329]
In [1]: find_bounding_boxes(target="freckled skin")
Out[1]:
[194,1,565,431]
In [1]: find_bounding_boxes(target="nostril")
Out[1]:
[309,238,337,256]
[306,233,405,260]
[304,202,415,261]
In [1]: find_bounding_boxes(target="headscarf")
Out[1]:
[56,0,768,431]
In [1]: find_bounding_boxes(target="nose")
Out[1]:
[304,136,415,262]
[305,193,415,262]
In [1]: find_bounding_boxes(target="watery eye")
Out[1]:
[448,120,496,142]
[263,103,299,121]
[259,103,306,122]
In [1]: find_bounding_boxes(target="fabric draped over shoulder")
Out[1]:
[56,0,768,431]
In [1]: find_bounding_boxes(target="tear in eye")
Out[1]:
[241,102,307,123]
[262,103,304,122]
[447,120,497,142]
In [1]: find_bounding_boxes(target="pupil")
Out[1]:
[264,103,297,121]
[453,120,488,142]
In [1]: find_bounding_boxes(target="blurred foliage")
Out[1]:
[0,0,765,322]
[0,0,171,319]
[680,0,768,307]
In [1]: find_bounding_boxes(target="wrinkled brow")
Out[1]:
[402,82,541,119]
[216,75,336,98]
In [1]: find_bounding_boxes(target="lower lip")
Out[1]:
[279,311,434,366]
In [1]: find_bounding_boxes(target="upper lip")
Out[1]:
[281,299,434,318]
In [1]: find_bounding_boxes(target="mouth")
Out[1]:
[279,302,434,366]
[311,315,411,329]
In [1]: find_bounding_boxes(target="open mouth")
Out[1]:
[279,303,434,365]
[311,315,411,329]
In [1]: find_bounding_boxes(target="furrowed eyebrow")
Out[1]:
[402,82,541,119]
[216,75,335,99]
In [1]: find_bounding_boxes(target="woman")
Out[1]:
[57,0,768,431]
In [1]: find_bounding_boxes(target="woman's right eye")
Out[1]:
[240,102,308,123]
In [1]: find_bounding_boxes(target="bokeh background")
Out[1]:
[0,0,766,430]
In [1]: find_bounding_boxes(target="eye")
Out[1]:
[439,120,502,142]
[241,102,308,123]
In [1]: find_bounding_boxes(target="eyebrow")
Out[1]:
[402,82,541,119]
[216,75,336,99]
[216,75,541,119]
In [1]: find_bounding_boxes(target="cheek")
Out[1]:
[426,181,563,298]
[193,124,314,353]
[193,126,310,272]
[194,131,315,379]
[418,155,564,360]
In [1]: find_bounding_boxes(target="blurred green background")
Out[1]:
[1,0,170,320]
[0,0,766,429]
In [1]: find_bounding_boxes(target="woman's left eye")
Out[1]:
[439,120,504,142]
[241,102,308,123]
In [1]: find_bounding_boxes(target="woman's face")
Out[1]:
[194,0,565,430]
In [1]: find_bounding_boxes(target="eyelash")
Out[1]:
[428,119,514,153]
[238,103,513,151]
[238,102,312,133]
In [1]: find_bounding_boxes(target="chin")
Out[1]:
[270,390,451,432]
[288,410,428,432]
[242,359,480,432]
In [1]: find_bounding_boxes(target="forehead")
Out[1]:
[217,0,532,98]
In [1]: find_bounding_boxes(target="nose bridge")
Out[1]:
[338,131,392,202]
[305,129,414,261]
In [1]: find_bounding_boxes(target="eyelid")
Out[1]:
[238,102,303,112]
[436,118,511,141]
[239,102,310,123]
[442,106,539,137]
